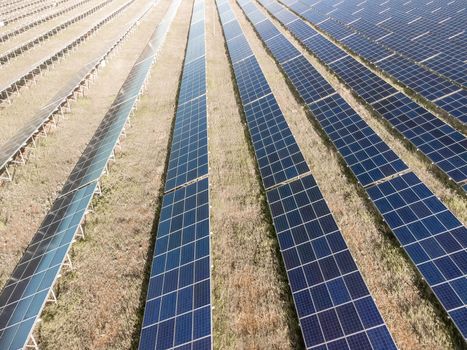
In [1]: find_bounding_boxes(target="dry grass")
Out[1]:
[207,0,301,348]
[37,1,193,348]
[232,0,463,348]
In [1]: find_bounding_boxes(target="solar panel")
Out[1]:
[264,34,301,64]
[435,90,467,125]
[309,94,408,186]
[139,178,211,350]
[226,35,254,64]
[262,0,467,191]
[0,182,96,350]
[139,1,212,348]
[267,175,396,350]
[244,94,309,188]
[165,96,208,193]
[232,56,272,105]
[177,56,206,106]
[302,34,347,64]
[283,55,332,100]
[372,94,467,185]
[367,172,467,339]
[218,2,396,349]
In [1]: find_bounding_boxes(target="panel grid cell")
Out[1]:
[232,55,272,105]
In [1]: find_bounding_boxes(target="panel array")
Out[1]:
[0,0,118,65]
[0,4,175,348]
[0,0,155,182]
[277,0,466,125]
[239,0,467,340]
[217,1,397,349]
[139,0,213,349]
[259,0,467,191]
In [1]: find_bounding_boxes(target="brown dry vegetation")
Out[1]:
[38,1,192,348]
[232,0,463,348]
[207,0,300,348]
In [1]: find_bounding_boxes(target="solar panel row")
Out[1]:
[238,0,467,340]
[139,0,213,349]
[0,0,93,43]
[0,0,134,105]
[0,7,169,349]
[259,0,467,191]
[0,0,120,65]
[311,0,466,87]
[277,0,466,125]
[0,0,156,182]
[217,1,397,349]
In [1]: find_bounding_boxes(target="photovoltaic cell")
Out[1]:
[372,94,467,184]
[264,34,301,64]
[281,56,336,104]
[267,175,396,350]
[139,1,212,349]
[0,182,96,350]
[233,55,272,105]
[177,56,206,106]
[226,34,253,64]
[140,179,211,350]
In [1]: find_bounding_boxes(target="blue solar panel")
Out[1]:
[244,94,309,188]
[267,175,396,350]
[435,90,467,125]
[165,95,208,193]
[255,19,281,41]
[226,35,253,64]
[222,20,243,41]
[177,56,206,106]
[286,18,319,41]
[140,178,211,350]
[0,182,96,350]
[302,34,347,64]
[367,172,467,339]
[264,34,301,64]
[233,55,272,105]
[330,57,398,104]
[372,94,467,185]
[308,94,408,186]
[140,1,211,349]
[0,13,166,348]
[281,56,336,104]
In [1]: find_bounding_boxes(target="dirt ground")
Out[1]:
[231,0,463,348]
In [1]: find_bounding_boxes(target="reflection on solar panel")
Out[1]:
[240,0,467,340]
[258,0,467,191]
[217,1,397,349]
[139,0,212,349]
[0,3,177,348]
[273,0,466,125]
